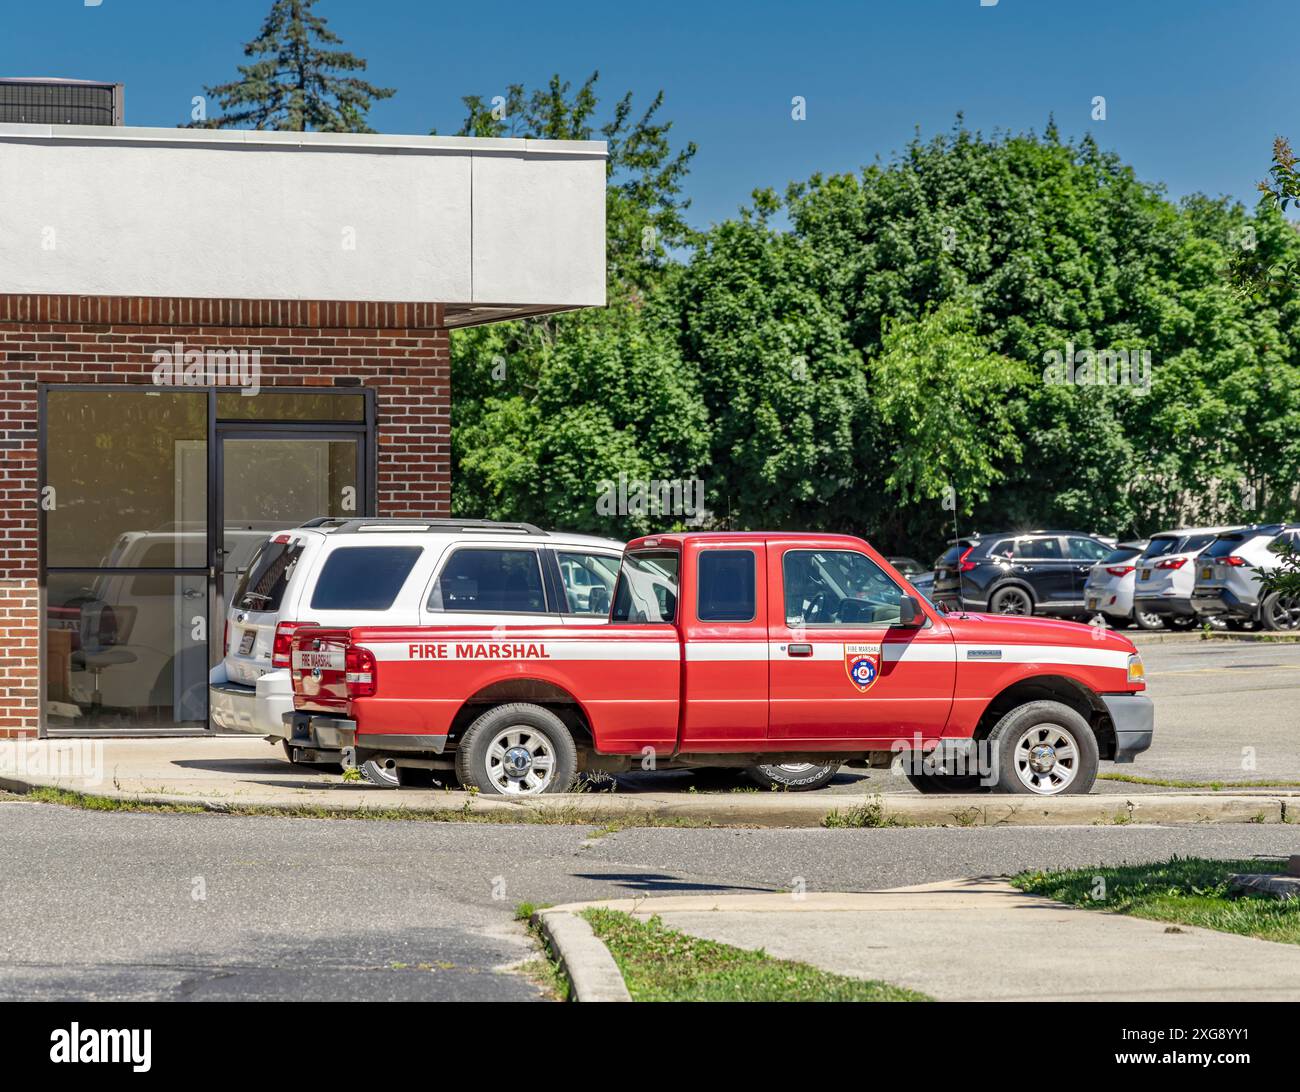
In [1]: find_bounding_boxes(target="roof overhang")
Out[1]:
[0,125,607,323]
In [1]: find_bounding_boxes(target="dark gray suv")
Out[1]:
[932,530,1114,617]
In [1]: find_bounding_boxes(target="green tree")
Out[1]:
[448,75,705,533]
[192,0,393,132]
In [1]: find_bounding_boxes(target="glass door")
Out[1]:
[214,429,366,660]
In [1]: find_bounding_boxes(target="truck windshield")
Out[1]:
[611,551,679,623]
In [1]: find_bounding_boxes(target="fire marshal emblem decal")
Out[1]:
[844,643,882,693]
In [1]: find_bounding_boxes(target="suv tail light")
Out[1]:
[1154,557,1187,570]
[958,546,978,572]
[1223,555,1249,567]
[345,646,377,698]
[223,619,230,657]
[1106,565,1135,577]
[272,621,318,668]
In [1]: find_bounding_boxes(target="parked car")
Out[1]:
[931,530,1114,617]
[1190,523,1300,631]
[1131,526,1243,630]
[887,555,934,602]
[287,530,1153,798]
[208,517,624,785]
[49,526,269,730]
[1083,540,1152,628]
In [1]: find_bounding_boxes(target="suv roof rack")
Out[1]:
[311,517,549,536]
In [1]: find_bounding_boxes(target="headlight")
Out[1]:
[1127,653,1146,684]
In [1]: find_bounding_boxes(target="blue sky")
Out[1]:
[3,0,1294,228]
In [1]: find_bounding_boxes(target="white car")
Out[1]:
[1131,526,1243,630]
[1191,523,1300,631]
[1083,540,1149,627]
[208,518,624,784]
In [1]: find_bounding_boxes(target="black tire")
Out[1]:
[987,700,1099,795]
[903,770,986,793]
[1260,592,1300,632]
[454,703,578,795]
[989,585,1034,616]
[745,761,839,791]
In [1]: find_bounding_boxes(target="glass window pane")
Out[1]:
[217,391,364,421]
[310,546,423,611]
[556,551,620,615]
[697,550,756,622]
[46,391,207,568]
[783,549,902,626]
[46,572,208,730]
[429,548,548,614]
[611,551,679,623]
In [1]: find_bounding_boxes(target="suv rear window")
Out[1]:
[233,539,303,613]
[1202,534,1250,559]
[1101,546,1142,566]
[429,548,548,614]
[311,546,423,611]
[1143,534,1216,558]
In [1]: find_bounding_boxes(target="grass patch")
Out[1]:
[581,908,928,1001]
[1013,856,1300,945]
[822,797,910,829]
[1099,774,1300,790]
[511,903,567,1001]
[18,785,714,829]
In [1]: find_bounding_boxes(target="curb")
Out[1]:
[2,773,1294,827]
[534,909,631,1002]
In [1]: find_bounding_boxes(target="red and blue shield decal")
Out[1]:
[844,643,881,693]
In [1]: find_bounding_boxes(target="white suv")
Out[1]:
[1131,526,1243,629]
[1191,523,1300,631]
[208,518,624,782]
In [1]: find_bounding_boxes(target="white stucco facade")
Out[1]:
[0,125,606,319]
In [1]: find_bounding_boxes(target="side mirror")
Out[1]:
[897,594,924,627]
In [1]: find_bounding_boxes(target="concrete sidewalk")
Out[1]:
[555,878,1300,1001]
[0,737,1295,827]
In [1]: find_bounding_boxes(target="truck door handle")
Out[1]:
[787,643,813,657]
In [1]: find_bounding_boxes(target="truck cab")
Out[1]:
[289,531,1152,796]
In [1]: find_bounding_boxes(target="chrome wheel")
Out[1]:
[1012,722,1079,795]
[485,726,556,795]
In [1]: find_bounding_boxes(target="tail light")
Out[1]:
[223,619,230,657]
[272,621,318,668]
[958,546,978,572]
[1106,565,1135,577]
[1223,556,1249,567]
[1155,557,1187,570]
[345,646,377,697]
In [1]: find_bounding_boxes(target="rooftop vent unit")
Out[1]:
[0,77,123,126]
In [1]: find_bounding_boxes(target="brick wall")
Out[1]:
[0,293,452,737]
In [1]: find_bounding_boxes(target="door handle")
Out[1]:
[787,643,813,657]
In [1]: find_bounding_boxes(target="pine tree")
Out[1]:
[193,0,394,132]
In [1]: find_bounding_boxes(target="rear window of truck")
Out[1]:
[612,551,679,623]
[311,546,423,611]
[697,549,756,622]
[233,539,303,613]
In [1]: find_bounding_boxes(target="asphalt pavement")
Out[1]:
[3,795,1297,1001]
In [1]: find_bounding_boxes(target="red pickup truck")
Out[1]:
[287,531,1152,797]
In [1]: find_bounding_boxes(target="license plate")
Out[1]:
[292,649,344,671]
[1201,567,1212,579]
[238,629,256,655]
[1141,568,1151,580]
